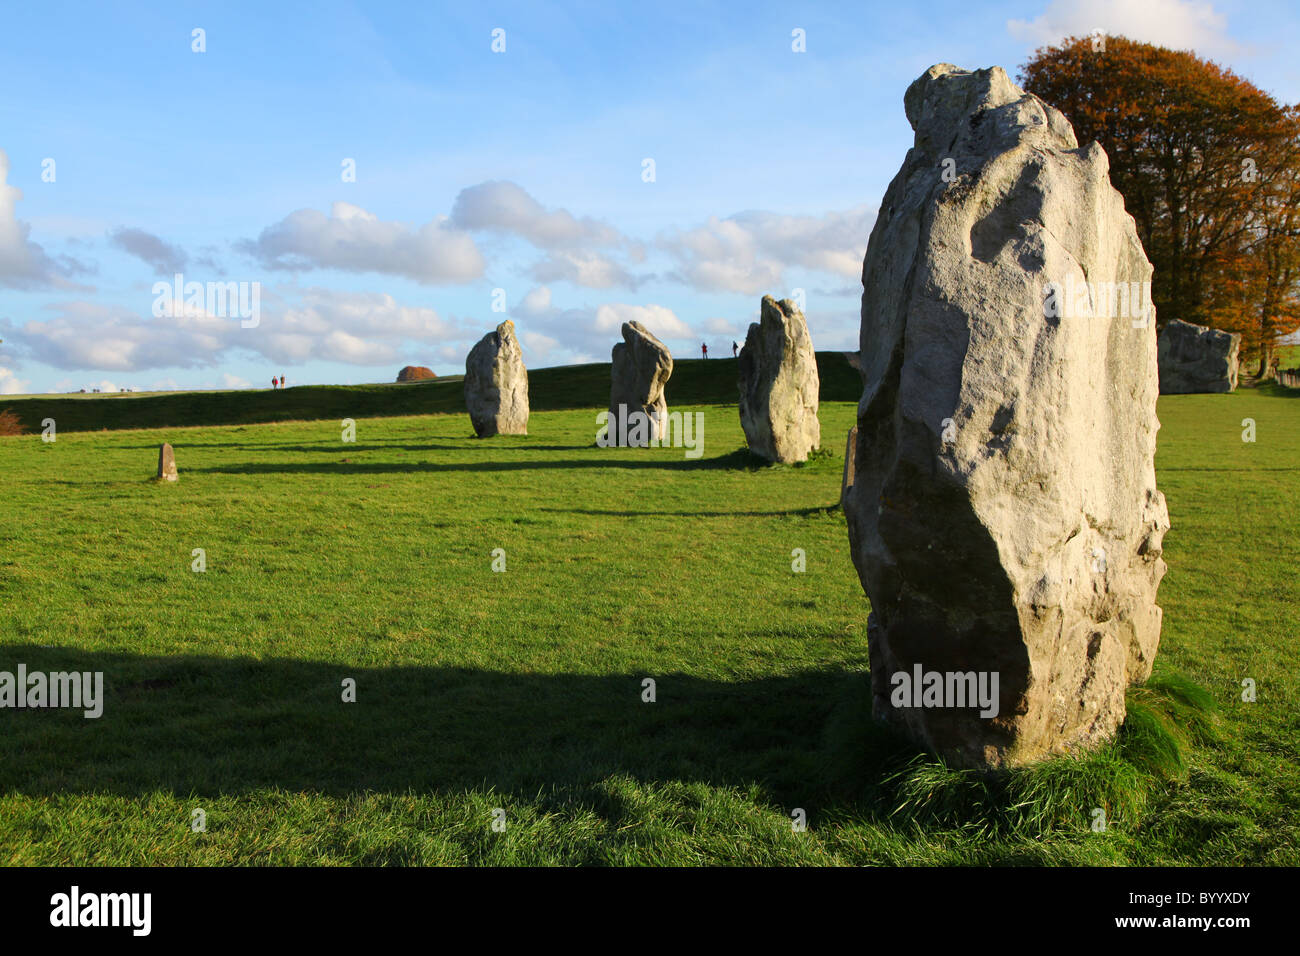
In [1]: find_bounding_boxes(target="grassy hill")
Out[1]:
[0,353,862,435]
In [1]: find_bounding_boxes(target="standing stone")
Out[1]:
[608,321,673,445]
[843,64,1169,768]
[156,443,178,482]
[1157,319,1241,393]
[465,320,529,437]
[840,426,857,509]
[737,295,821,462]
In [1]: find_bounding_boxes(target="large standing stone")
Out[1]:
[843,64,1169,768]
[738,295,821,462]
[1157,319,1241,393]
[156,443,178,482]
[608,321,673,445]
[465,320,529,437]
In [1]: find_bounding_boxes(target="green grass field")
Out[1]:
[0,370,1296,865]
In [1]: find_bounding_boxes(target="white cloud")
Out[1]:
[0,149,92,290]
[530,250,642,289]
[109,227,187,274]
[285,288,455,339]
[324,330,397,365]
[451,180,623,249]
[659,206,874,294]
[520,330,559,363]
[1007,0,1245,58]
[221,373,252,389]
[517,285,553,316]
[253,288,462,366]
[492,289,695,363]
[10,301,233,372]
[451,181,649,290]
[244,184,868,298]
[4,287,467,371]
[594,303,693,340]
[0,365,29,394]
[242,201,485,284]
[435,343,464,364]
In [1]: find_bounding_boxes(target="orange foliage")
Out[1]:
[0,409,25,436]
[1021,36,1300,370]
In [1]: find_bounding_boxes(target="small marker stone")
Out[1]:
[157,443,178,482]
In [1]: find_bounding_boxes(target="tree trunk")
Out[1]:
[1256,348,1272,379]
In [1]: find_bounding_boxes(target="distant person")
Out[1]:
[280,374,286,388]
[271,377,277,389]
[732,341,739,357]
[701,342,708,359]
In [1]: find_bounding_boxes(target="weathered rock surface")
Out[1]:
[843,64,1169,768]
[1157,319,1240,393]
[738,296,821,462]
[397,365,438,382]
[465,321,529,437]
[157,443,178,482]
[609,321,673,445]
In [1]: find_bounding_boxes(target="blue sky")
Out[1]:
[1,0,1297,394]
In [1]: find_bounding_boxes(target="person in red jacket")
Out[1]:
[701,342,708,359]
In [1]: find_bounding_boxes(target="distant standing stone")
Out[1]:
[157,443,178,482]
[465,320,529,436]
[738,295,821,462]
[1157,319,1241,393]
[609,321,673,445]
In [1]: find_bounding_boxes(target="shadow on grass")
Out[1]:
[0,647,863,810]
[0,647,1212,843]
[538,505,841,518]
[184,448,766,475]
[113,442,594,454]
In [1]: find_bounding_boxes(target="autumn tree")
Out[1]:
[1202,109,1300,374]
[1020,36,1300,373]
